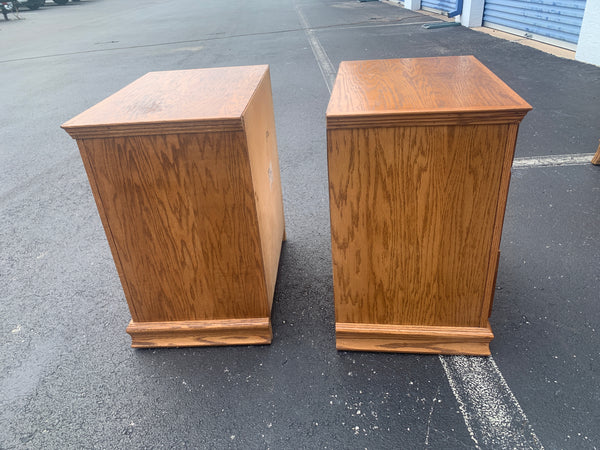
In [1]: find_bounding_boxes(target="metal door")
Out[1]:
[421,0,458,14]
[483,0,587,49]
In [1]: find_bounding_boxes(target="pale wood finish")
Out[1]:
[242,72,286,308]
[63,66,284,347]
[327,56,531,355]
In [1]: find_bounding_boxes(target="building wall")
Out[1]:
[461,0,484,28]
[576,1,600,66]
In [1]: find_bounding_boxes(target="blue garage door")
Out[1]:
[421,0,458,14]
[483,0,587,49]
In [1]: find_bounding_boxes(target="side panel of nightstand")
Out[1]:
[243,69,286,311]
[76,131,272,345]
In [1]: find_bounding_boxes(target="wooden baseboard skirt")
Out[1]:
[336,322,494,356]
[126,318,272,348]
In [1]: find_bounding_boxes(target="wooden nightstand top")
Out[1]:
[326,56,531,128]
[62,65,269,138]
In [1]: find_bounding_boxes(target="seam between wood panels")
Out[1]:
[240,68,269,132]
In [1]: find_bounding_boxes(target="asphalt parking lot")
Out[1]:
[1,0,599,448]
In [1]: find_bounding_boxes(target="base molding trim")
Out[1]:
[126,318,272,348]
[336,322,493,355]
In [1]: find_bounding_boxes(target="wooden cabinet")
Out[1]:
[62,65,285,348]
[326,56,531,355]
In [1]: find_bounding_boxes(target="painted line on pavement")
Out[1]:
[513,153,596,168]
[294,4,336,93]
[440,355,544,449]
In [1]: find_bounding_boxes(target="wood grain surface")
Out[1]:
[80,131,269,322]
[592,140,600,165]
[481,123,520,323]
[62,65,268,139]
[327,56,531,129]
[126,318,272,348]
[326,57,530,354]
[242,69,286,308]
[65,66,284,347]
[328,124,508,328]
[336,322,493,355]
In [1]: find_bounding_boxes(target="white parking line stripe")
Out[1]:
[294,4,337,93]
[440,355,544,449]
[513,153,596,168]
